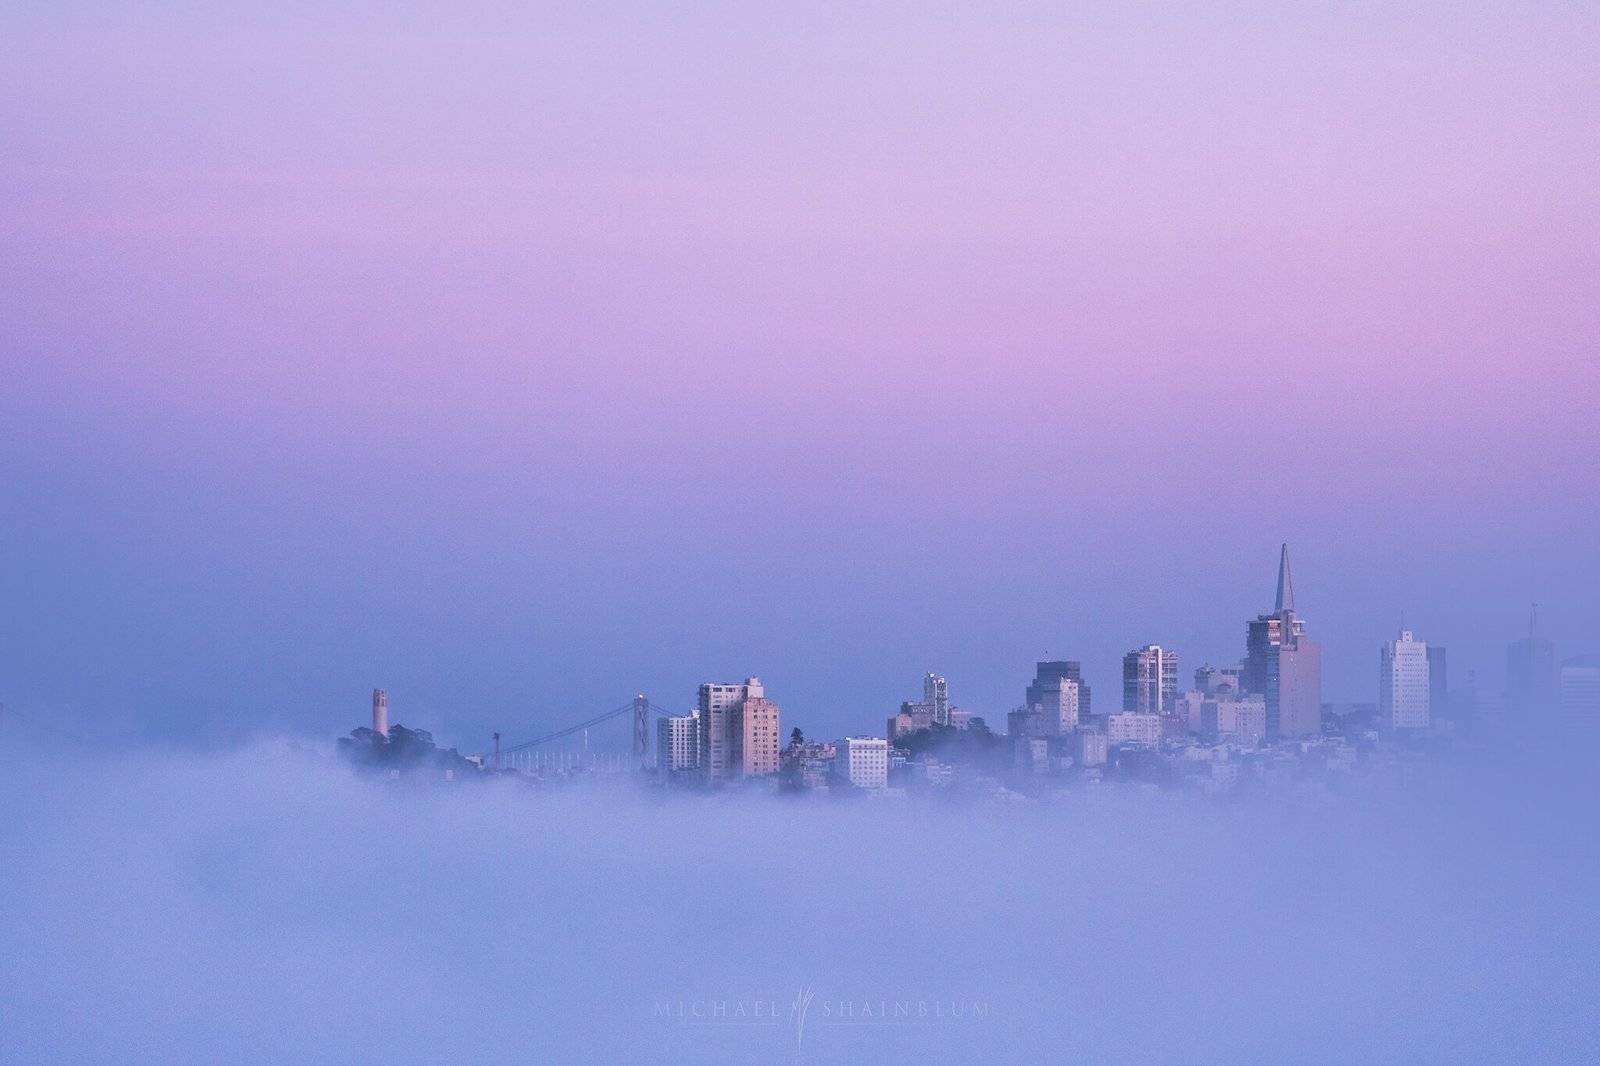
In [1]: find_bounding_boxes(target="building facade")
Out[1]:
[1381,630,1432,730]
[835,736,889,790]
[658,711,699,774]
[1106,712,1162,747]
[1026,661,1091,720]
[734,695,781,777]
[1560,655,1600,721]
[1123,644,1179,715]
[1026,660,1087,734]
[924,673,950,727]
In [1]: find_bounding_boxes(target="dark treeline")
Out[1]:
[337,724,482,779]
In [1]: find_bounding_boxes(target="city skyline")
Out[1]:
[3,6,1598,750]
[345,546,1570,761]
[2,4,1598,1063]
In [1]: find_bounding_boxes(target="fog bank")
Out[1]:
[1,740,1595,1064]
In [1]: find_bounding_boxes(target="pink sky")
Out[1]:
[2,2,1596,740]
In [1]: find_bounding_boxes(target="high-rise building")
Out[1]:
[371,688,388,737]
[1242,544,1322,739]
[1426,645,1448,719]
[658,711,699,774]
[1027,674,1081,735]
[835,736,889,790]
[1380,630,1432,730]
[734,695,781,778]
[1560,655,1600,721]
[923,673,950,727]
[697,678,779,786]
[1507,608,1558,719]
[1026,661,1091,724]
[1123,645,1179,715]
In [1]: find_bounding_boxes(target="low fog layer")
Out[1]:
[2,740,1595,1064]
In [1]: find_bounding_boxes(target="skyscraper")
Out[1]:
[1025,660,1088,735]
[1506,607,1558,720]
[1380,630,1431,730]
[734,694,781,778]
[1123,645,1178,715]
[1026,661,1091,719]
[1426,645,1448,720]
[658,711,699,775]
[698,678,780,786]
[1242,544,1322,739]
[923,673,950,727]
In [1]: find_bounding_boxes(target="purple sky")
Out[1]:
[2,3,1597,747]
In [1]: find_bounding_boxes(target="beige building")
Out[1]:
[735,696,781,777]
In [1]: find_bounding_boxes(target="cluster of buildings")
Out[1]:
[630,545,1599,796]
[655,679,894,791]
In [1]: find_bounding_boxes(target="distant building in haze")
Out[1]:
[1106,712,1162,747]
[1123,645,1179,715]
[371,688,388,738]
[1202,695,1266,744]
[1507,608,1558,720]
[1380,629,1432,730]
[924,673,950,727]
[1024,660,1090,736]
[1560,655,1600,721]
[835,736,889,790]
[1194,665,1242,697]
[1242,544,1322,739]
[1427,645,1448,719]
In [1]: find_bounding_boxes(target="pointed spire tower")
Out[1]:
[1274,542,1295,615]
[1244,542,1322,740]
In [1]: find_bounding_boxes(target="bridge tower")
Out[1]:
[632,694,650,769]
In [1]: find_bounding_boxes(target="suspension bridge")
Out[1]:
[490,695,679,774]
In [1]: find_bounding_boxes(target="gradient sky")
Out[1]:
[2,2,1597,750]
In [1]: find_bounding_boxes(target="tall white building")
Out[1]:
[1123,645,1179,715]
[924,673,950,727]
[658,711,699,774]
[1380,630,1432,730]
[835,736,889,790]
